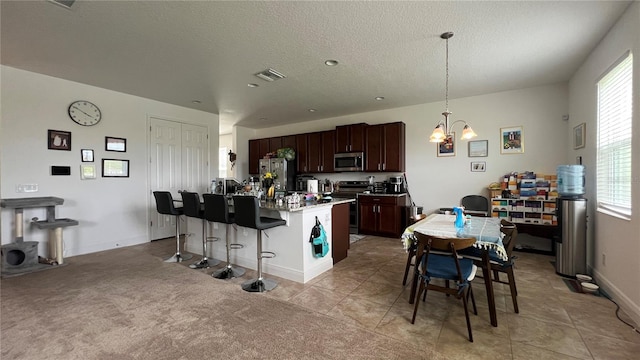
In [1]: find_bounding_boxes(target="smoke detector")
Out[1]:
[254,68,286,82]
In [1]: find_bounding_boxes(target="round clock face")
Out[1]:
[68,100,101,126]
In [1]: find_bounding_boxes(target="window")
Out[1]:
[218,147,227,177]
[597,52,633,218]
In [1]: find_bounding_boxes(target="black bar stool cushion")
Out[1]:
[203,194,234,224]
[180,191,204,219]
[232,196,286,230]
[153,191,183,216]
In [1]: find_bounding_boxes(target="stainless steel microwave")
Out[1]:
[334,152,365,172]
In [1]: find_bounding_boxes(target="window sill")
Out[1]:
[596,207,631,221]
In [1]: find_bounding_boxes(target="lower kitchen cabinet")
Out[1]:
[357,195,405,237]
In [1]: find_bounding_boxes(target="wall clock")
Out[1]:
[68,100,101,126]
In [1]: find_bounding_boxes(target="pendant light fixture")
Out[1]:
[429,32,477,143]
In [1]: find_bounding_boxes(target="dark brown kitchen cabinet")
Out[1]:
[282,135,297,150]
[358,195,403,237]
[269,136,282,153]
[258,138,270,158]
[296,133,309,173]
[307,130,335,173]
[332,202,350,264]
[248,139,260,175]
[365,122,405,172]
[335,123,367,153]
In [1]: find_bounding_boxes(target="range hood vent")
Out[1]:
[254,68,286,82]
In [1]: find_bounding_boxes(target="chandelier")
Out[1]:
[429,32,477,143]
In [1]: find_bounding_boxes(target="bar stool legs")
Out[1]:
[242,230,276,292]
[213,224,245,279]
[190,219,220,269]
[165,216,193,263]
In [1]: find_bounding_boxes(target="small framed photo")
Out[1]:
[102,159,129,178]
[471,161,486,172]
[105,136,126,152]
[80,165,97,180]
[48,130,71,151]
[437,133,455,157]
[574,123,586,149]
[468,140,488,157]
[81,149,94,162]
[500,126,524,154]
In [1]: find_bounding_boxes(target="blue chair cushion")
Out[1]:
[423,253,475,281]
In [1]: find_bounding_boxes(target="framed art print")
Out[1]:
[48,130,71,151]
[574,123,585,149]
[105,136,126,152]
[500,126,524,154]
[471,161,486,172]
[437,133,455,157]
[102,159,129,177]
[468,140,488,157]
[81,149,94,162]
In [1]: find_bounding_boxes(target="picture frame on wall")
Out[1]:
[500,126,524,154]
[468,140,488,157]
[48,130,71,151]
[102,159,129,178]
[105,136,126,152]
[470,161,486,172]
[81,149,94,162]
[437,133,455,157]
[80,165,97,180]
[574,123,586,149]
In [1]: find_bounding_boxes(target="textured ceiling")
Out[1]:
[1,1,632,134]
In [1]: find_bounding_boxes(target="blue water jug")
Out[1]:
[453,207,465,229]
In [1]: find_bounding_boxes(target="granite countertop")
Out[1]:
[259,198,355,212]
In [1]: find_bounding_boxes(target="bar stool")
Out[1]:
[203,193,245,279]
[232,195,286,292]
[180,191,220,269]
[152,191,193,263]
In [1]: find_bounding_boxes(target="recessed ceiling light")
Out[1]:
[375,96,385,101]
[192,100,201,104]
[248,83,259,88]
[324,60,339,66]
[308,109,317,112]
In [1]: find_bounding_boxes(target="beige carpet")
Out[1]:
[1,241,437,359]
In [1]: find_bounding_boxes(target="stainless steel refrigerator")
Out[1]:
[258,158,296,192]
[555,197,587,277]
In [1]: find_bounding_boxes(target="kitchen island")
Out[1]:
[185,197,354,283]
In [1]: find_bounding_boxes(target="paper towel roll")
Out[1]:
[307,179,318,194]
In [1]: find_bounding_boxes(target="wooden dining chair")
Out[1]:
[491,220,519,313]
[411,232,478,342]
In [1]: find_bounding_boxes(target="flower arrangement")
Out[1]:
[263,172,277,180]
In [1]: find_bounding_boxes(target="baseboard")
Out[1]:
[591,266,640,328]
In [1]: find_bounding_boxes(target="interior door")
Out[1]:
[149,118,209,240]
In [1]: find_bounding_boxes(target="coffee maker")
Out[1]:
[387,176,405,194]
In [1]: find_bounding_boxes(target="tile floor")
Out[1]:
[174,235,640,359]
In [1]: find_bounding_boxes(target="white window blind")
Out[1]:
[596,52,633,218]
[219,147,228,178]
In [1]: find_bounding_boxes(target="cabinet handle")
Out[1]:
[383,163,386,171]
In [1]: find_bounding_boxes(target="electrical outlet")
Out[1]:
[24,184,38,192]
[243,229,248,236]
[213,223,219,230]
[602,253,606,266]
[16,184,24,193]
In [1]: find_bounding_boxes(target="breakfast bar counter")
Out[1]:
[186,198,354,283]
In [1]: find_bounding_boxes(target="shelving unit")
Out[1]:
[491,198,557,225]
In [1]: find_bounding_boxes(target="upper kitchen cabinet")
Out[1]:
[307,130,336,173]
[365,122,406,172]
[248,139,260,175]
[335,123,367,153]
[282,135,297,150]
[269,136,282,154]
[296,133,309,173]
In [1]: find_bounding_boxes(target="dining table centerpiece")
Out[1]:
[262,172,277,199]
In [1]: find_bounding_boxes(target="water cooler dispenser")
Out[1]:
[555,165,587,277]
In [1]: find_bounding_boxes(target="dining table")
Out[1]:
[401,213,507,327]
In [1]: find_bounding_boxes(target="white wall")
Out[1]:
[219,133,233,178]
[236,83,569,214]
[1,66,219,257]
[568,2,640,325]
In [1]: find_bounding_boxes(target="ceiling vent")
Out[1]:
[254,68,286,82]
[48,0,76,9]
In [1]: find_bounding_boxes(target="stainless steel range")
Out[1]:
[332,181,370,233]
